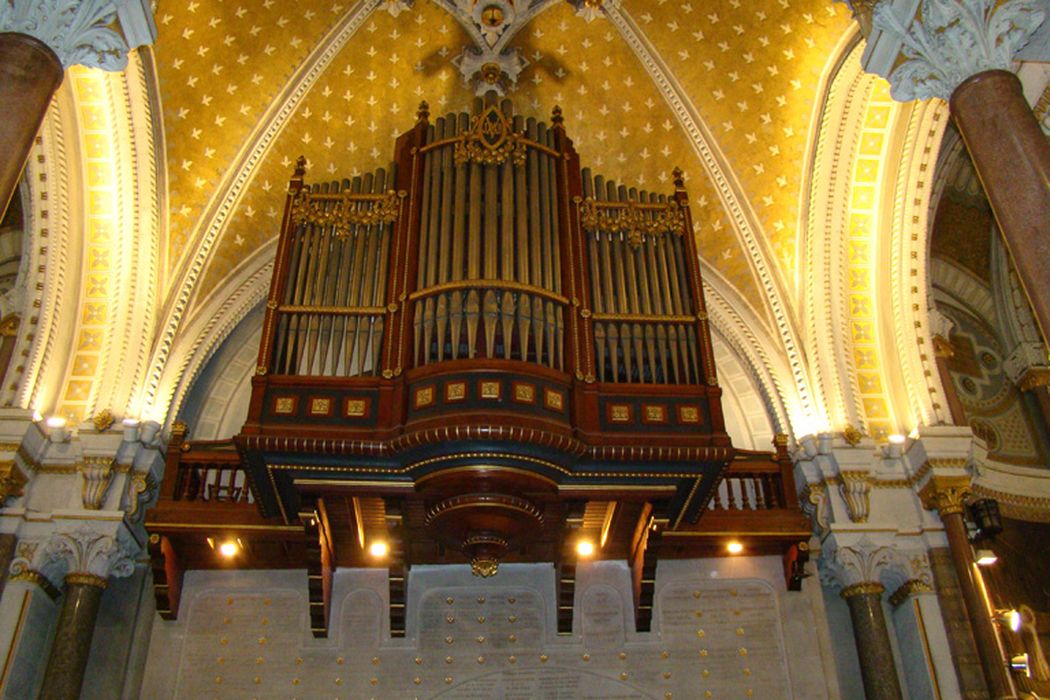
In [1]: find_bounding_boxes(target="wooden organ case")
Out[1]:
[147,97,809,638]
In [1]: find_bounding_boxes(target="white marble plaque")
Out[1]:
[145,561,826,700]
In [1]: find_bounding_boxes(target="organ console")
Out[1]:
[147,95,808,637]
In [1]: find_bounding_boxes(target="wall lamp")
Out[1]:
[969,499,1003,540]
[1009,653,1030,677]
[974,549,998,566]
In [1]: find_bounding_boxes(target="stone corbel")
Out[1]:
[0,458,27,504]
[839,471,873,523]
[800,482,829,536]
[124,470,157,521]
[79,457,115,510]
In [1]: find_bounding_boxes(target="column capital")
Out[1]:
[0,0,156,72]
[38,524,137,586]
[918,474,972,515]
[820,536,901,593]
[863,0,1047,102]
[888,578,935,606]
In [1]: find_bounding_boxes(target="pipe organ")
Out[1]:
[146,95,804,638]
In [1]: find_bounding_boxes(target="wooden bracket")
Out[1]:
[631,502,664,633]
[148,533,183,621]
[299,495,333,638]
[783,540,810,592]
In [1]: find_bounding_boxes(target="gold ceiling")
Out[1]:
[155,0,852,317]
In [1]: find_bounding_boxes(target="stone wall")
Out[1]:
[140,556,840,699]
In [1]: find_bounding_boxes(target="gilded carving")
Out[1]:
[290,189,403,235]
[91,409,115,432]
[841,581,886,599]
[453,105,527,167]
[888,579,934,607]
[0,460,27,503]
[842,425,864,447]
[918,475,972,515]
[578,197,687,246]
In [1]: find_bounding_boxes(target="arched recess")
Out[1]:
[802,37,952,440]
[8,51,164,424]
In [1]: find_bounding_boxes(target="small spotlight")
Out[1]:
[576,540,595,557]
[727,541,744,555]
[218,541,239,558]
[369,541,388,558]
[975,549,998,566]
[1009,653,1031,677]
[45,415,68,442]
[997,609,1021,632]
[31,410,43,422]
[885,434,906,458]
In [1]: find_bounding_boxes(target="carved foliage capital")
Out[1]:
[872,0,1048,102]
[41,526,136,583]
[821,539,899,592]
[0,0,131,71]
[919,475,972,515]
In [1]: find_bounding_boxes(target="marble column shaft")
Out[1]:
[942,509,1015,699]
[843,583,904,700]
[38,577,105,700]
[0,33,64,220]
[950,69,1050,345]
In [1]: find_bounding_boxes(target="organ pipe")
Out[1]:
[264,95,714,389]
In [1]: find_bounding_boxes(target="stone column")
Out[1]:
[34,527,136,700]
[0,33,62,219]
[0,1,136,220]
[864,0,1050,340]
[951,70,1050,342]
[38,574,106,700]
[921,478,1015,699]
[841,582,905,700]
[822,539,905,700]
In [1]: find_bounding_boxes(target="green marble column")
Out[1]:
[38,574,106,700]
[843,582,904,700]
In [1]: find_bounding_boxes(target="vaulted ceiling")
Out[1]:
[154,0,854,326]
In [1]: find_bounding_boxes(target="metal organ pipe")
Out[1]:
[266,99,708,392]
